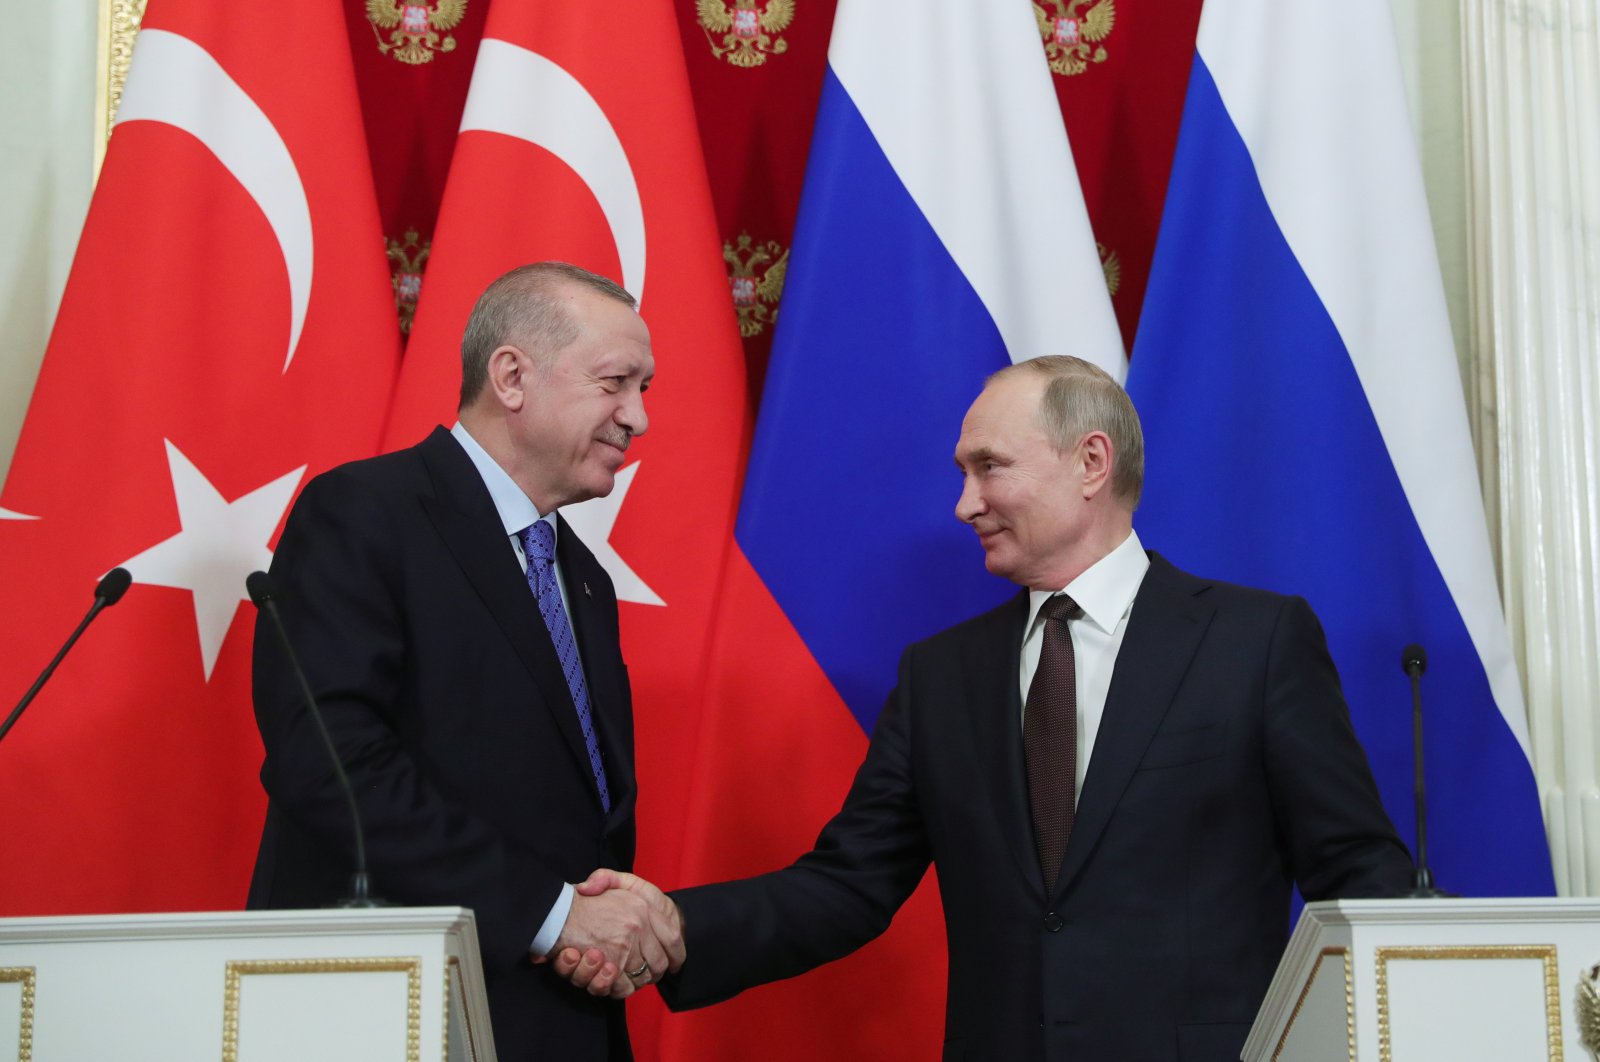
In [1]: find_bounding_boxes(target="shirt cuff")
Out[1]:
[530,881,576,958]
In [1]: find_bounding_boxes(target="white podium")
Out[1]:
[1245,898,1600,1061]
[0,906,495,1062]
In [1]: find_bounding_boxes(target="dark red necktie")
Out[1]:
[1024,594,1083,891]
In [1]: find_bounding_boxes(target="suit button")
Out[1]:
[1043,912,1063,932]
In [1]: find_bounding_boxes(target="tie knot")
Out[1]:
[1041,594,1083,624]
[520,520,556,565]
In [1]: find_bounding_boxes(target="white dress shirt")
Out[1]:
[450,422,577,956]
[1019,529,1150,799]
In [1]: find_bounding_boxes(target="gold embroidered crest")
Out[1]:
[367,0,467,65]
[1034,0,1114,77]
[386,229,431,334]
[1098,242,1121,297]
[723,233,788,338]
[698,0,795,68]
[1579,963,1600,1058]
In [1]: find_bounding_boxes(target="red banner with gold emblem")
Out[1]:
[345,0,1200,363]
[345,0,486,337]
[672,0,836,398]
[1040,0,1204,349]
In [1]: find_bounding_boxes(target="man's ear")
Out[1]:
[1079,430,1114,499]
[486,344,529,412]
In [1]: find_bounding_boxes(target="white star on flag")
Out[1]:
[561,460,664,606]
[118,440,305,679]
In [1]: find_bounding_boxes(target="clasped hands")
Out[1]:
[540,868,683,999]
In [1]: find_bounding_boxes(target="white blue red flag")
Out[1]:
[666,1,1122,1056]
[1127,0,1553,895]
[736,0,1124,733]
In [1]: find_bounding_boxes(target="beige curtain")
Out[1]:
[1463,0,1600,895]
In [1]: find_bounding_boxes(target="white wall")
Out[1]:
[0,0,99,486]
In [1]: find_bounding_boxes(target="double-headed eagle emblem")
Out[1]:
[698,0,796,68]
[1035,0,1115,77]
[385,229,431,335]
[724,233,788,339]
[1579,962,1600,1058]
[366,0,467,65]
[1098,243,1121,298]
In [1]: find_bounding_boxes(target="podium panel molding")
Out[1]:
[1272,947,1353,1062]
[221,956,424,1062]
[1373,944,1562,1062]
[0,907,493,1062]
[0,967,33,1062]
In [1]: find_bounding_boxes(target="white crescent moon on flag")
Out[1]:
[114,29,313,373]
[460,38,646,301]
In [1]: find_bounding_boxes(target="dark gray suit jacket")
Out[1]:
[248,426,637,1062]
[661,553,1411,1061]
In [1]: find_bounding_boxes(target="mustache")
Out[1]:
[598,428,632,452]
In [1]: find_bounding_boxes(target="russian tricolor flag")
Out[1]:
[738,0,1124,731]
[664,1,1120,1057]
[1128,0,1553,896]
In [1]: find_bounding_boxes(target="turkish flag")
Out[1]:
[380,4,749,1053]
[0,0,400,915]
[379,0,748,1049]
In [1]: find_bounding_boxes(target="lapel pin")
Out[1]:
[583,582,591,598]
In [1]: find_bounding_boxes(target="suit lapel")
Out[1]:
[1054,554,1214,897]
[414,429,598,799]
[963,592,1046,896]
[557,513,635,827]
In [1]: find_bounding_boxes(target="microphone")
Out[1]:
[1401,643,1452,898]
[247,571,382,908]
[0,568,134,745]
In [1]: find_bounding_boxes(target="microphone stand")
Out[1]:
[248,571,384,908]
[1402,643,1453,899]
[0,569,132,746]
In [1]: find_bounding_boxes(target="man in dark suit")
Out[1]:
[563,355,1411,1060]
[248,262,683,1062]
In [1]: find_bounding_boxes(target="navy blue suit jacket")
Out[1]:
[248,427,637,1062]
[661,553,1410,1061]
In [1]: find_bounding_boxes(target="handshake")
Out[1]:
[540,868,684,999]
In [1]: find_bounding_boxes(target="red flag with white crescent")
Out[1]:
[381,3,749,1051]
[0,0,400,915]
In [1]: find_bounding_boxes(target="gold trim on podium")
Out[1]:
[1272,946,1353,1061]
[94,0,148,178]
[221,956,423,1062]
[1375,944,1562,1062]
[444,956,482,1062]
[0,967,35,1062]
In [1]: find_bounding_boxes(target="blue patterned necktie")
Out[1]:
[520,520,610,812]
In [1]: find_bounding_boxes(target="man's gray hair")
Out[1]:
[987,355,1144,507]
[458,262,636,409]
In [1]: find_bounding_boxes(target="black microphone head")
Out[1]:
[246,570,275,607]
[1401,643,1428,675]
[96,567,133,606]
